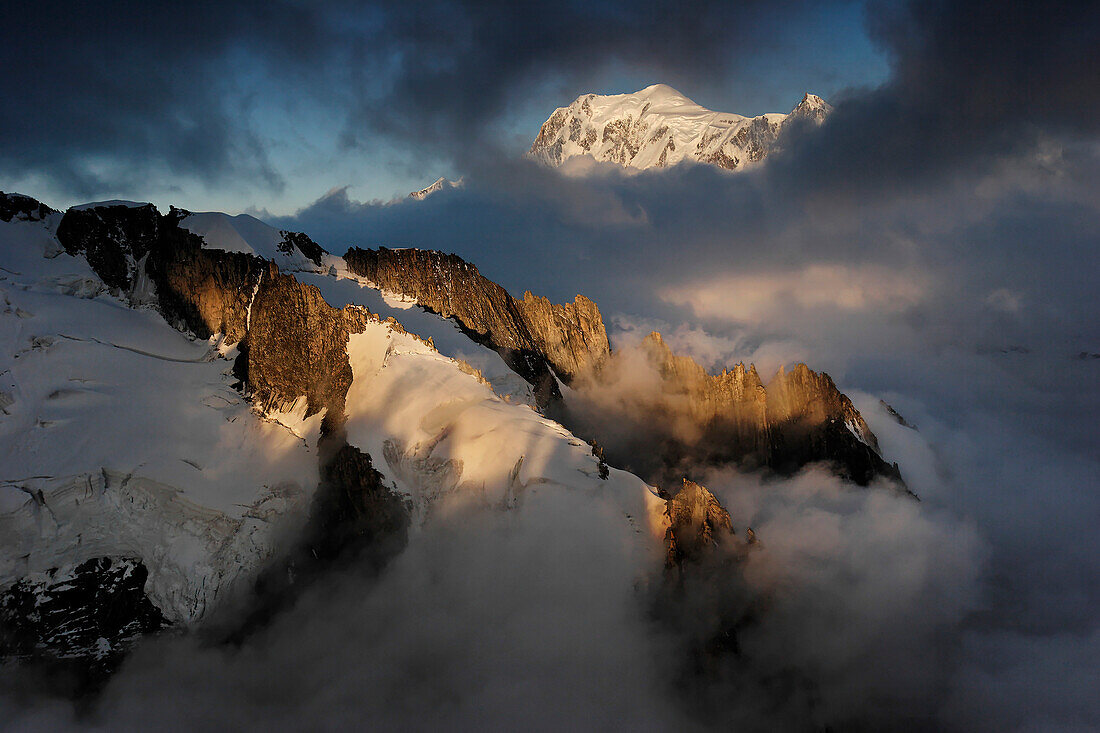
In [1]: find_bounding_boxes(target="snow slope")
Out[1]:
[0,214,321,623]
[530,83,831,171]
[297,264,541,407]
[342,322,667,533]
[180,211,335,274]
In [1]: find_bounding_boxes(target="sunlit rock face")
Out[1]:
[343,246,611,404]
[569,332,903,487]
[56,203,369,418]
[663,479,736,569]
[340,245,897,487]
[516,290,610,381]
[529,84,831,171]
[4,196,409,670]
[0,190,901,685]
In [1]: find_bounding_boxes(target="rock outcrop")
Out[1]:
[516,290,609,382]
[408,177,462,200]
[56,204,368,419]
[56,203,161,291]
[278,230,326,267]
[664,479,736,570]
[0,192,55,223]
[0,557,165,692]
[343,246,610,404]
[40,200,410,660]
[644,332,899,484]
[570,332,902,486]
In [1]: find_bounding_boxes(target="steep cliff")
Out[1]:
[343,246,610,404]
[14,199,411,663]
[516,290,610,381]
[664,479,736,569]
[56,204,369,419]
[567,332,902,486]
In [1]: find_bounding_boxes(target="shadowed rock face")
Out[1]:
[343,247,610,405]
[56,203,161,290]
[224,430,409,646]
[278,230,326,267]
[0,191,55,223]
[0,557,165,694]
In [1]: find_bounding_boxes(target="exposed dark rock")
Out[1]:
[0,557,165,693]
[307,429,410,570]
[57,203,367,418]
[224,423,410,645]
[49,202,409,657]
[880,399,919,430]
[144,228,263,343]
[56,203,160,291]
[0,192,55,223]
[589,440,609,480]
[278,230,326,267]
[243,268,368,416]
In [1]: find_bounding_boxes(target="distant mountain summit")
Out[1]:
[408,177,462,200]
[529,84,831,171]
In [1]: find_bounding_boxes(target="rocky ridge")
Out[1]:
[1,190,903,686]
[0,192,55,224]
[343,246,611,405]
[341,248,900,487]
[622,332,902,485]
[409,177,462,200]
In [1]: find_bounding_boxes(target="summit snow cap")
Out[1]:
[530,85,830,171]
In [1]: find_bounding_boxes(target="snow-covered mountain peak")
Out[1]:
[529,85,830,171]
[409,177,463,200]
[798,92,828,109]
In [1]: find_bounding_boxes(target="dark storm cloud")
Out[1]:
[0,0,820,197]
[335,0,810,161]
[773,0,1100,198]
[0,1,342,196]
[3,0,1096,198]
